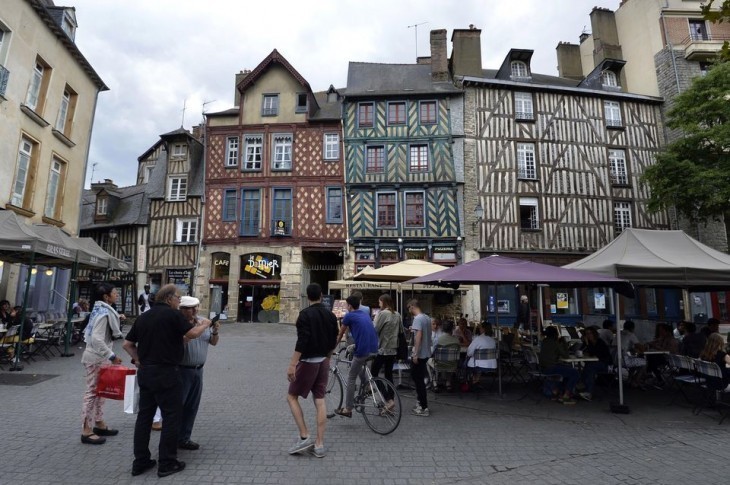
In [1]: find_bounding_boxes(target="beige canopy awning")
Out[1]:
[353,259,449,282]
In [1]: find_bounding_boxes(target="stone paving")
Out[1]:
[1,322,729,484]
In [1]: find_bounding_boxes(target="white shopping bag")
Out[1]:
[123,373,139,414]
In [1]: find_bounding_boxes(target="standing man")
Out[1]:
[177,296,219,451]
[351,290,371,320]
[122,284,211,478]
[138,284,152,314]
[408,299,432,417]
[334,295,379,418]
[286,283,338,458]
[516,295,531,332]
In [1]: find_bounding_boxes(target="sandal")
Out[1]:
[334,408,352,418]
[81,434,106,445]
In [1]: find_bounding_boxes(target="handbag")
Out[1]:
[396,328,409,361]
[96,364,135,400]
[123,372,139,414]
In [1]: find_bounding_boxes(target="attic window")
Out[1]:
[601,70,618,88]
[96,197,108,216]
[61,11,76,41]
[510,61,529,79]
[171,144,187,157]
[295,93,307,113]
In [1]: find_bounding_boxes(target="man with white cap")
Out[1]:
[177,295,219,451]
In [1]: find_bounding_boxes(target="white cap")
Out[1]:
[179,296,200,308]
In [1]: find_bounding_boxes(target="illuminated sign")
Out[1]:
[241,253,282,280]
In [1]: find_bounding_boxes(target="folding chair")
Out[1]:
[666,354,704,407]
[693,360,730,424]
[468,348,499,397]
[431,345,461,393]
[521,348,563,403]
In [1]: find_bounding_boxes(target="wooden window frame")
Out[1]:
[408,144,429,172]
[514,92,534,121]
[44,156,66,220]
[358,102,374,128]
[614,201,633,235]
[225,136,239,168]
[222,189,237,222]
[365,145,385,173]
[167,176,188,201]
[271,133,293,171]
[262,93,279,116]
[404,190,425,228]
[323,133,340,160]
[10,135,39,210]
[604,100,623,128]
[387,101,407,125]
[419,100,437,125]
[519,197,540,231]
[175,218,198,243]
[608,148,630,186]
[326,186,343,224]
[376,191,397,229]
[516,142,537,180]
[243,134,263,171]
[240,189,260,236]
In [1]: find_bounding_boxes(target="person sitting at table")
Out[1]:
[539,326,580,404]
[577,327,613,401]
[73,298,90,316]
[466,322,497,384]
[598,319,615,347]
[430,318,444,355]
[699,333,730,390]
[643,323,678,387]
[701,318,720,339]
[679,321,706,358]
[1,300,14,327]
[430,321,460,392]
[453,318,472,347]
[618,320,646,387]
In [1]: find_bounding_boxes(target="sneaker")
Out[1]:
[578,392,592,402]
[157,460,185,478]
[288,436,314,455]
[412,405,430,416]
[312,445,326,458]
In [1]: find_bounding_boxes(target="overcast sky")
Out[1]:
[70,0,621,188]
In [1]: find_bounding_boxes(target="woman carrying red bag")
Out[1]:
[80,282,124,444]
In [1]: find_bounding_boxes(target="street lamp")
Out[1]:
[473,203,484,250]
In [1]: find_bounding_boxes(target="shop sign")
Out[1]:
[274,220,287,236]
[211,252,230,279]
[242,253,281,280]
[168,269,192,285]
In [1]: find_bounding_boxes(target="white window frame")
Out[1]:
[11,138,33,207]
[609,149,628,185]
[55,89,70,132]
[519,197,540,230]
[511,60,528,78]
[225,136,239,167]
[243,135,263,171]
[614,202,632,235]
[262,94,279,116]
[601,70,618,88]
[175,218,198,243]
[96,196,108,216]
[143,165,155,183]
[409,144,429,172]
[272,134,293,171]
[326,187,343,224]
[604,100,622,127]
[324,133,339,160]
[514,92,534,120]
[25,62,44,110]
[517,142,537,179]
[171,144,187,158]
[44,158,63,219]
[167,176,187,201]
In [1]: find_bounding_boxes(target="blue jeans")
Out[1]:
[581,361,608,394]
[345,354,370,409]
[544,364,580,395]
[179,367,204,442]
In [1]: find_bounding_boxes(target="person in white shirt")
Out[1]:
[466,322,498,370]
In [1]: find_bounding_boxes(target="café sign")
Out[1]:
[242,253,281,280]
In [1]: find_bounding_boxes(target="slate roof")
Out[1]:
[345,62,461,97]
[80,184,149,230]
[310,86,344,121]
[143,129,205,199]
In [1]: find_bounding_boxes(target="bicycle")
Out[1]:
[325,344,402,435]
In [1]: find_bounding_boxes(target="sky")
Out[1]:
[69,0,622,188]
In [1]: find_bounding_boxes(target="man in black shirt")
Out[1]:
[123,284,211,478]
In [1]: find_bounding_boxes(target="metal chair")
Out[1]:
[693,359,730,424]
[666,354,704,407]
[431,345,461,392]
[468,348,499,397]
[522,347,563,403]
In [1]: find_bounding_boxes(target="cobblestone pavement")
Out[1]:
[1,322,729,484]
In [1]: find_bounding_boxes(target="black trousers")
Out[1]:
[371,354,395,400]
[134,365,183,468]
[411,358,428,408]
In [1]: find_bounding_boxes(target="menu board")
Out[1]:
[332,300,348,319]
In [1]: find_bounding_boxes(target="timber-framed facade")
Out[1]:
[196,50,346,323]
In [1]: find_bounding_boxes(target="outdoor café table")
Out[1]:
[560,356,598,368]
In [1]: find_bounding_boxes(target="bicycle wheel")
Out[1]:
[325,367,344,418]
[359,377,401,435]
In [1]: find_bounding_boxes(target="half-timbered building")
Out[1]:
[196,50,345,323]
[450,27,670,324]
[342,30,464,277]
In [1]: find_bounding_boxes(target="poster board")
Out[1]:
[332,299,348,319]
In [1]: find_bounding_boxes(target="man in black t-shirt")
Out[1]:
[123,284,211,478]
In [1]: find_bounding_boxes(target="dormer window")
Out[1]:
[171,144,187,158]
[510,61,529,79]
[61,12,76,41]
[96,196,108,216]
[601,70,618,88]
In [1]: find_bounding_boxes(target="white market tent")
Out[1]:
[564,228,730,289]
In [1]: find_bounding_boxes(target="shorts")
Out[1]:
[288,359,330,399]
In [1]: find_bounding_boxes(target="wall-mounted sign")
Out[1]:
[211,252,230,279]
[241,253,282,280]
[168,269,192,285]
[274,220,287,236]
[556,293,569,309]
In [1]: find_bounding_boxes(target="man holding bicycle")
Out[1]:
[334,295,379,419]
[286,283,339,458]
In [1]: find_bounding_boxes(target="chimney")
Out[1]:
[234,69,252,107]
[556,42,584,81]
[430,29,448,82]
[450,25,482,78]
[590,7,623,66]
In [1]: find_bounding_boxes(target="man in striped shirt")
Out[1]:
[178,296,219,451]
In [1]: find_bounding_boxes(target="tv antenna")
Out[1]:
[89,162,98,186]
[407,22,428,59]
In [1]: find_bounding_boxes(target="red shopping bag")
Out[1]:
[96,365,136,400]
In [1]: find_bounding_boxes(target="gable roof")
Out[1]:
[236,49,316,107]
[345,62,461,97]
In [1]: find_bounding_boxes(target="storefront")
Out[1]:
[238,252,282,323]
